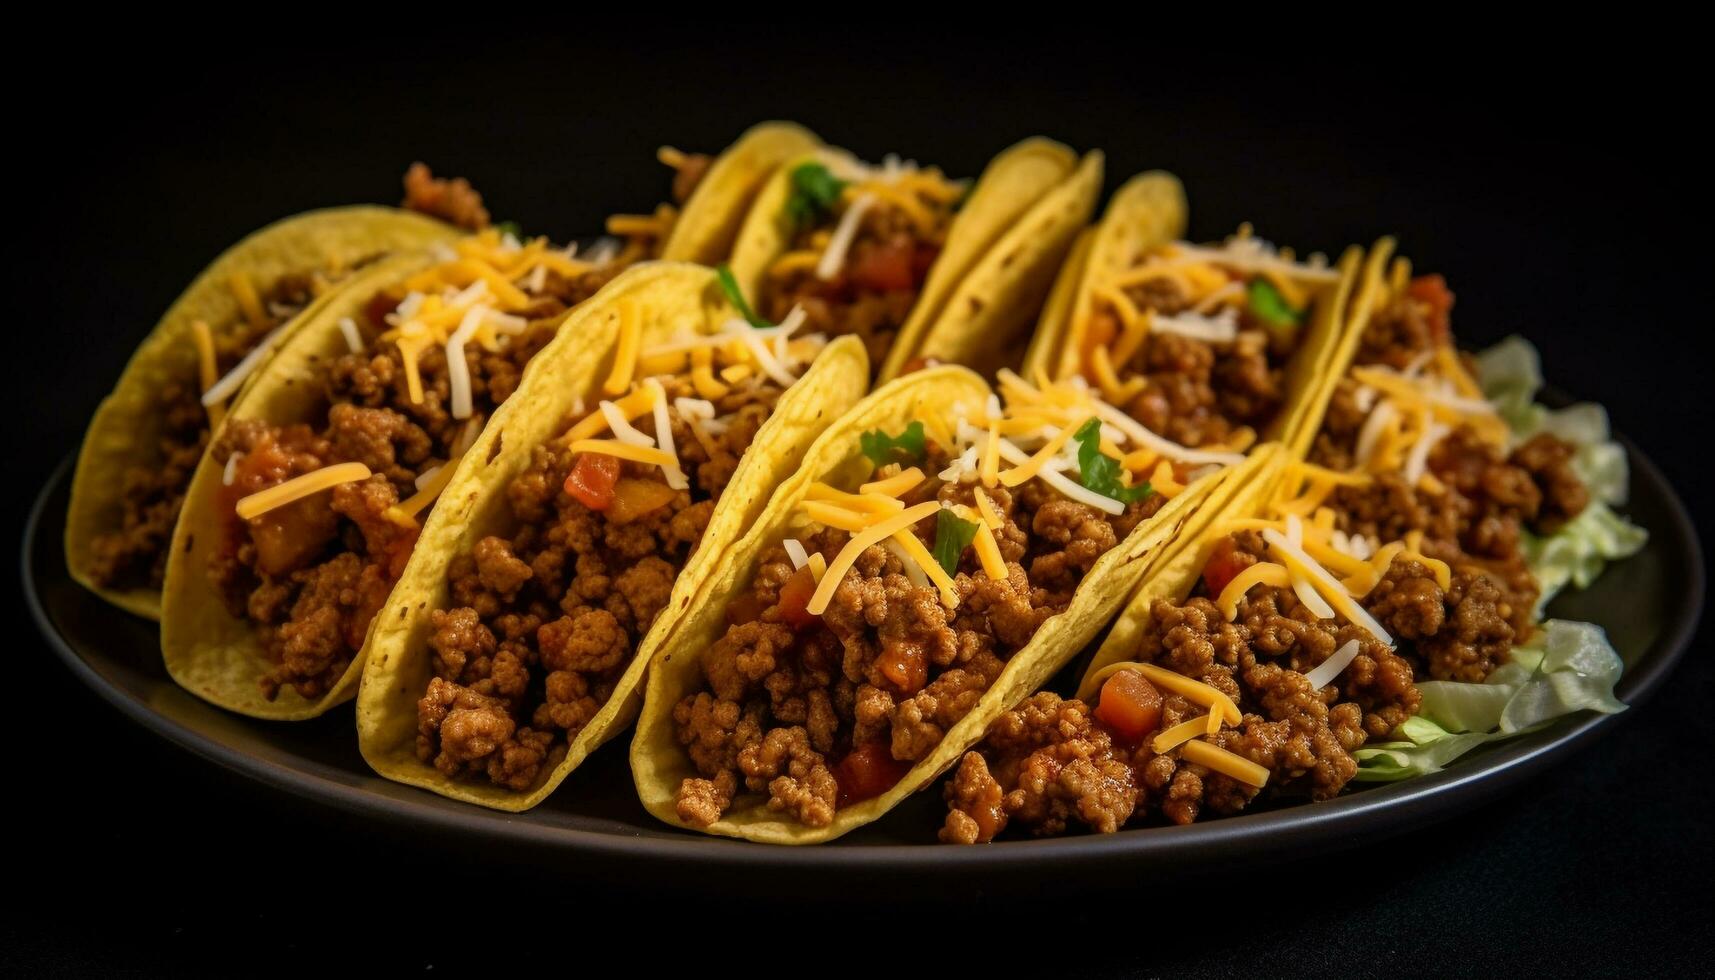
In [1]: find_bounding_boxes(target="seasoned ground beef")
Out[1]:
[942,531,1473,841]
[412,375,783,792]
[944,277,1600,841]
[759,186,952,367]
[88,273,323,592]
[1309,285,1590,659]
[673,444,1169,828]
[403,162,490,231]
[1084,274,1291,448]
[208,259,606,701]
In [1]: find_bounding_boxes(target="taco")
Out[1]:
[1022,170,1363,461]
[725,137,1102,381]
[933,244,1646,842]
[65,205,458,619]
[353,263,868,808]
[630,363,1256,843]
[159,129,807,720]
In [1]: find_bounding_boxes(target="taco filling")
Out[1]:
[1071,228,1342,450]
[941,272,1642,842]
[207,225,661,701]
[84,163,507,597]
[86,269,350,593]
[412,300,831,791]
[669,370,1238,829]
[757,157,965,366]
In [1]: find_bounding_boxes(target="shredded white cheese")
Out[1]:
[817,192,877,280]
[338,316,363,354]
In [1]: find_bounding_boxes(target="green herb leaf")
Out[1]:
[1248,277,1304,331]
[931,509,981,577]
[495,220,524,240]
[716,264,771,328]
[860,421,927,467]
[786,162,846,230]
[1073,418,1153,505]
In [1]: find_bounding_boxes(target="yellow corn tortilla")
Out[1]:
[725,138,1102,382]
[1020,172,1364,455]
[630,364,1239,844]
[160,251,445,719]
[354,264,869,808]
[659,121,821,264]
[66,207,458,619]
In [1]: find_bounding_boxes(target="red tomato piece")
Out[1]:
[834,741,911,807]
[848,236,918,292]
[563,453,621,511]
[1407,274,1455,342]
[1094,670,1163,745]
[776,565,821,629]
[1200,537,1254,598]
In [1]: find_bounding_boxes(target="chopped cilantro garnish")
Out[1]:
[1073,418,1153,505]
[1248,277,1304,332]
[716,264,771,328]
[931,509,981,576]
[860,421,927,467]
[786,162,846,230]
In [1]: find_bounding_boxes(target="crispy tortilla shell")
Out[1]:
[725,138,1101,382]
[355,264,870,809]
[660,121,821,264]
[630,365,1236,843]
[67,207,457,619]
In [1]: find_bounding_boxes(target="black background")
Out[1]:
[9,29,1711,976]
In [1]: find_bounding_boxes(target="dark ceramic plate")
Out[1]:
[25,414,1702,892]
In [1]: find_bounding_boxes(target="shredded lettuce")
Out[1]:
[1523,503,1650,615]
[1353,339,1642,781]
[1354,621,1627,780]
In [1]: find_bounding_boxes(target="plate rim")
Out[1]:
[26,421,1703,871]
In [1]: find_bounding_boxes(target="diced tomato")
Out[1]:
[606,477,677,524]
[564,453,621,511]
[726,590,764,627]
[1200,537,1254,598]
[363,290,403,330]
[776,565,820,629]
[1094,670,1163,745]
[878,645,928,696]
[910,242,940,281]
[248,495,339,576]
[834,741,911,807]
[1407,274,1454,342]
[848,236,918,293]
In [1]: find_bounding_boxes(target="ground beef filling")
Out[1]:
[414,376,783,792]
[759,197,950,368]
[1087,275,1291,448]
[942,525,1525,842]
[672,452,1166,829]
[208,270,599,701]
[88,275,323,592]
[1310,293,1591,664]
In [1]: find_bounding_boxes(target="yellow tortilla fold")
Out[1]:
[659,121,821,264]
[66,207,458,619]
[630,365,1240,844]
[160,250,447,719]
[354,264,871,809]
[725,137,1102,382]
[1021,172,1364,456]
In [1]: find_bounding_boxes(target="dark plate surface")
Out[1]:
[25,415,1702,892]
